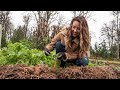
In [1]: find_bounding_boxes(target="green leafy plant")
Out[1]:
[88,60,95,66]
[0,41,57,67]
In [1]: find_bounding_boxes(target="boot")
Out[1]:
[60,60,66,68]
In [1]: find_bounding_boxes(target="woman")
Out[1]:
[44,16,90,67]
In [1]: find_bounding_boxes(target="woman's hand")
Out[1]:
[44,48,50,56]
[56,52,66,61]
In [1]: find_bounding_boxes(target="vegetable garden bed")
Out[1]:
[0,64,119,79]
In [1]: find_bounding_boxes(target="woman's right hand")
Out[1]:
[44,48,50,56]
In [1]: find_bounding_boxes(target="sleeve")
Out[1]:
[45,32,61,51]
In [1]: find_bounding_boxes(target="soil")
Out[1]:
[0,64,119,79]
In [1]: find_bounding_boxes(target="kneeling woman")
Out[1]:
[44,16,90,67]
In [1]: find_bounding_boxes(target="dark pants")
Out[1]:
[55,41,89,67]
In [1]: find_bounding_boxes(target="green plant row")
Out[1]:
[0,40,57,67]
[0,40,95,67]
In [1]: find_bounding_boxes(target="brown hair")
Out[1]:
[66,16,90,58]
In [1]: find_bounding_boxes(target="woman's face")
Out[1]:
[71,20,81,37]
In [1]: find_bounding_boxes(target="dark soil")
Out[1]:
[0,64,119,79]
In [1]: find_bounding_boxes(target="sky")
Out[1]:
[10,11,115,48]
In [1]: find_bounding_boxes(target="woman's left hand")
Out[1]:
[56,52,66,61]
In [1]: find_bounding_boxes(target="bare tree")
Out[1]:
[57,14,66,27]
[23,13,31,39]
[112,11,120,59]
[0,11,11,48]
[0,24,2,48]
[101,20,117,59]
[109,20,116,49]
[32,11,58,49]
[51,14,65,39]
[6,18,14,40]
[71,11,93,19]
[101,23,111,48]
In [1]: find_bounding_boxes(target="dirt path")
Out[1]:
[90,59,120,65]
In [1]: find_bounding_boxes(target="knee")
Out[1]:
[82,57,89,66]
[55,41,62,48]
[55,41,65,54]
[55,41,62,53]
[75,57,89,66]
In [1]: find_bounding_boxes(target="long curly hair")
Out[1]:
[66,16,90,58]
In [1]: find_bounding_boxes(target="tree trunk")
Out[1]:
[116,14,119,60]
[0,24,2,48]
